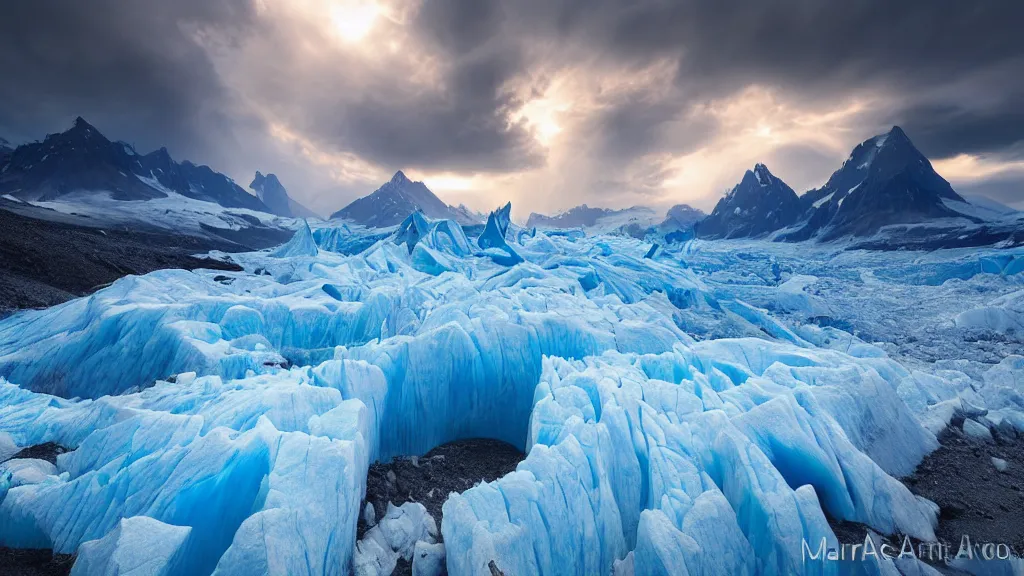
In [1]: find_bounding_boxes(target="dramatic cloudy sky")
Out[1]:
[2,0,1023,218]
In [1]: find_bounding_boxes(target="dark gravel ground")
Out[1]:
[357,439,524,576]
[904,425,1024,555]
[0,549,74,576]
[358,439,525,540]
[0,205,285,314]
[5,443,71,465]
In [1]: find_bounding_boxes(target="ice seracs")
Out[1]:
[71,516,191,576]
[0,205,1022,574]
[353,502,438,576]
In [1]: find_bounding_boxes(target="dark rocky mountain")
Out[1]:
[330,170,480,227]
[249,171,317,218]
[0,137,13,166]
[696,164,802,239]
[0,118,166,202]
[0,117,268,211]
[782,126,973,241]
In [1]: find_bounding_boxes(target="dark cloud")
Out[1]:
[334,41,542,172]
[2,0,1022,209]
[0,0,257,167]
[495,0,1024,159]
[506,0,1024,87]
[896,102,1024,160]
[414,0,506,54]
[591,98,720,165]
[401,0,1024,180]
[229,10,543,175]
[883,62,1024,160]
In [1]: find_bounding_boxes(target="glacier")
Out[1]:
[0,210,1022,575]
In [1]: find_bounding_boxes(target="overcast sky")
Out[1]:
[2,0,1023,218]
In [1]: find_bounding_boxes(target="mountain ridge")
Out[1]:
[0,117,269,212]
[696,163,803,239]
[330,170,482,227]
[694,126,1003,243]
[783,126,973,241]
[250,171,317,219]
[526,204,661,230]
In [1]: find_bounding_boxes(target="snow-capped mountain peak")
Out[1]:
[249,171,316,219]
[71,115,96,132]
[781,126,972,241]
[0,117,271,211]
[752,163,774,186]
[698,163,802,239]
[330,170,482,227]
[390,170,410,185]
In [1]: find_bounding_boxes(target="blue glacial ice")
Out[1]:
[0,210,1022,575]
[70,516,191,576]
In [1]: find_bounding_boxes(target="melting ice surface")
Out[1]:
[1,212,1023,575]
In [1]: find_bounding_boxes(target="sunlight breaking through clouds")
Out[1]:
[23,0,1015,218]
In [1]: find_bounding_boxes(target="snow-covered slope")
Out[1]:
[20,188,297,246]
[331,171,482,228]
[249,171,317,219]
[961,194,1020,216]
[2,211,1023,574]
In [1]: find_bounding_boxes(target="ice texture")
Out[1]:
[71,516,191,576]
[273,220,319,258]
[412,541,446,576]
[0,216,1022,575]
[353,502,438,576]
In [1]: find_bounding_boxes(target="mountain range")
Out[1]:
[0,118,269,211]
[0,117,321,224]
[696,126,1020,244]
[0,118,1018,249]
[526,205,653,229]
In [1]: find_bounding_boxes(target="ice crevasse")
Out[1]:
[0,212,1021,575]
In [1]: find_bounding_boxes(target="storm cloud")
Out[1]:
[1,0,1022,216]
